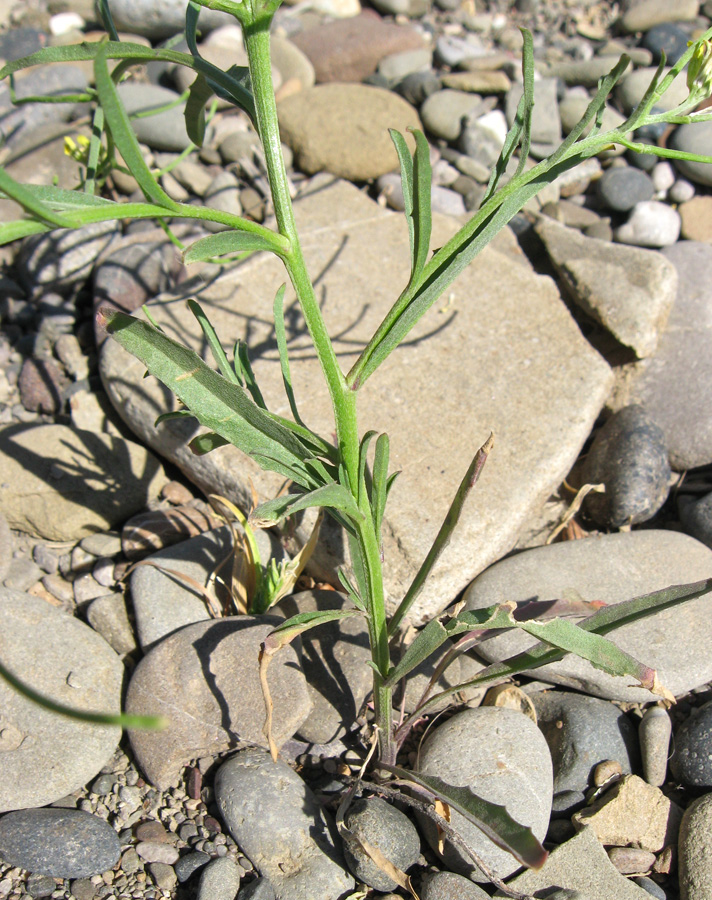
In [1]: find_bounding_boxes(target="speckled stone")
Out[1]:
[670,700,712,788]
[342,798,420,891]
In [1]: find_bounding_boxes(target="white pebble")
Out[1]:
[669,178,696,203]
[614,200,680,247]
[50,12,85,35]
[652,161,675,193]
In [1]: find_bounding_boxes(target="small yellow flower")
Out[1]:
[63,134,90,163]
[687,38,712,99]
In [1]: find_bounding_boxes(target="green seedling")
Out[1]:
[2,0,712,882]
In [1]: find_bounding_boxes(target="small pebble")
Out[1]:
[135,842,180,865]
[174,851,211,883]
[607,846,656,875]
[639,706,672,787]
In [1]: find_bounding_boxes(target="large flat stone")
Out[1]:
[100,177,612,624]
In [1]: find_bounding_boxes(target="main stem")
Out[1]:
[243,19,395,764]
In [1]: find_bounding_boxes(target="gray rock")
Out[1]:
[239,877,276,900]
[270,36,315,91]
[0,588,122,812]
[598,167,654,213]
[277,85,421,181]
[0,809,120,878]
[550,57,632,88]
[434,34,486,68]
[670,121,712,187]
[130,525,285,650]
[396,70,442,107]
[273,591,370,745]
[642,24,691,65]
[494,825,652,899]
[416,707,552,882]
[679,792,712,900]
[214,749,354,900]
[614,201,681,247]
[670,700,712,788]
[0,65,88,151]
[86,592,137,656]
[25,873,56,898]
[506,78,561,147]
[175,851,210,882]
[126,616,311,789]
[203,171,243,233]
[148,862,177,890]
[100,177,613,626]
[0,512,11,584]
[680,492,712,550]
[624,241,712,469]
[634,876,667,899]
[639,706,672,787]
[581,406,671,527]
[108,0,233,38]
[531,691,638,814]
[378,48,432,85]
[620,0,700,33]
[17,221,119,293]
[617,68,689,113]
[420,871,491,900]
[137,841,179,864]
[463,530,712,702]
[420,90,485,142]
[0,424,166,542]
[558,94,627,137]
[342,797,420,890]
[535,217,676,357]
[116,83,192,152]
[431,185,467,217]
[196,856,241,900]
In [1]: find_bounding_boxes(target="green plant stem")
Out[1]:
[243,20,395,762]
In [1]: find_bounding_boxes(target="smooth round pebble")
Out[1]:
[136,841,179,864]
[639,706,672,787]
[147,862,177,891]
[342,798,420,891]
[679,491,712,549]
[670,700,712,788]
[419,871,491,900]
[582,405,671,528]
[608,846,656,874]
[196,856,241,900]
[679,793,712,900]
[670,121,712,187]
[175,851,211,883]
[634,875,668,899]
[0,809,120,878]
[25,874,56,898]
[614,200,680,247]
[598,166,654,212]
[641,24,690,64]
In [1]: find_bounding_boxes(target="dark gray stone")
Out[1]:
[395,70,442,107]
[531,691,638,814]
[634,875,668,899]
[174,851,210,883]
[274,591,371,745]
[416,707,552,882]
[116,83,192,152]
[239,878,276,900]
[679,492,712,550]
[420,871,491,900]
[215,749,354,900]
[670,700,712,788]
[25,873,56,898]
[641,24,690,64]
[582,406,671,528]
[342,798,420,891]
[0,809,120,878]
[598,166,654,213]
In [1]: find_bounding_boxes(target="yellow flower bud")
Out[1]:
[687,38,712,99]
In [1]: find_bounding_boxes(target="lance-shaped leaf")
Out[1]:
[183,229,287,263]
[371,433,390,537]
[184,72,214,147]
[390,128,432,290]
[259,607,364,759]
[93,46,179,212]
[384,765,548,871]
[99,307,314,484]
[249,483,364,528]
[0,167,73,228]
[388,433,494,636]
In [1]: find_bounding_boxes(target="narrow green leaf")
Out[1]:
[189,432,229,454]
[389,129,415,265]
[0,167,73,227]
[154,410,195,425]
[249,483,364,528]
[0,219,50,245]
[93,46,179,212]
[184,73,214,147]
[371,433,390,537]
[236,342,266,409]
[337,568,366,612]
[85,104,105,195]
[187,299,240,384]
[0,656,165,731]
[410,128,432,285]
[388,434,494,637]
[183,230,285,264]
[97,0,120,41]
[385,766,548,871]
[273,283,305,427]
[261,607,364,654]
[100,307,313,483]
[10,184,116,208]
[357,430,377,508]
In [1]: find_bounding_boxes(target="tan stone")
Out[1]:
[573,775,684,852]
